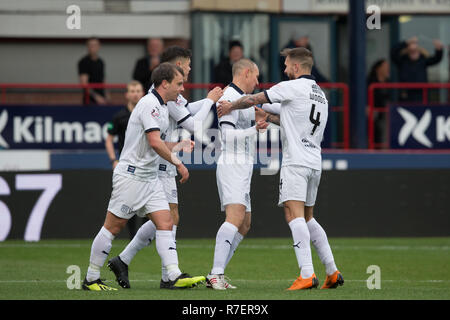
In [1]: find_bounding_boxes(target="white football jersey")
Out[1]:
[116,89,169,180]
[148,84,192,177]
[264,75,328,171]
[158,93,192,177]
[218,83,255,163]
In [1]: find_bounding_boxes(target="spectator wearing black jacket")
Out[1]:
[391,36,443,102]
[78,38,108,105]
[213,40,244,85]
[367,59,391,146]
[133,38,164,93]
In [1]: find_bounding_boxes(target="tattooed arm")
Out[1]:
[266,113,280,125]
[217,92,269,117]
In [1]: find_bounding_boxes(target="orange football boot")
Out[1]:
[287,273,319,290]
[321,271,344,289]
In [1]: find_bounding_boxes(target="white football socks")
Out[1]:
[288,217,314,279]
[155,229,181,281]
[161,225,178,282]
[211,221,238,275]
[119,219,156,266]
[86,226,115,282]
[307,218,338,276]
[224,231,244,268]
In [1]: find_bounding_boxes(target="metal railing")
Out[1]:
[368,82,450,149]
[0,82,350,149]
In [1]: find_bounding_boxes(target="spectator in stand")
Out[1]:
[391,36,443,102]
[78,37,108,105]
[213,40,244,85]
[133,38,164,93]
[280,31,329,82]
[367,59,391,147]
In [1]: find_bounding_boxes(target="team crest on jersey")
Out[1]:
[151,107,160,118]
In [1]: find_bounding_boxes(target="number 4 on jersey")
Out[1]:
[309,104,321,135]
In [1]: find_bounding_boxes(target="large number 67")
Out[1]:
[0,174,62,241]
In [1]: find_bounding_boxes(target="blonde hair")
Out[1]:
[232,58,257,76]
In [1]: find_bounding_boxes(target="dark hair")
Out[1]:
[229,40,243,51]
[280,47,314,70]
[161,46,192,63]
[87,37,100,43]
[368,59,387,83]
[151,62,184,88]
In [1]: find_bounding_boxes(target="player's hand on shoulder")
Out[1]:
[217,100,232,118]
[176,162,189,184]
[207,87,223,103]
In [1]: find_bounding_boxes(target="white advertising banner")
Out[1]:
[0,150,50,171]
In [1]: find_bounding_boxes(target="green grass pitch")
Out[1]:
[1,237,449,300]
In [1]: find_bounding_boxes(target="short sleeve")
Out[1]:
[167,101,191,126]
[218,88,240,128]
[264,81,291,104]
[78,57,89,75]
[141,104,161,133]
[219,110,238,128]
[107,113,120,135]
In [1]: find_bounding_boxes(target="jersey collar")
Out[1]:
[151,88,165,105]
[229,83,245,95]
[297,74,316,81]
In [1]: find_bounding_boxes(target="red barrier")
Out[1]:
[368,82,450,149]
[0,82,350,149]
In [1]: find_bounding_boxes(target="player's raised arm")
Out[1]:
[177,87,223,134]
[186,87,223,115]
[217,91,268,117]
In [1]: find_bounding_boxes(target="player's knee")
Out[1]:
[304,206,314,222]
[104,223,123,236]
[150,210,174,230]
[239,222,251,236]
[104,212,127,236]
[170,205,180,225]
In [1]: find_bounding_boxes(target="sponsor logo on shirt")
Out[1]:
[301,138,317,149]
[151,107,160,118]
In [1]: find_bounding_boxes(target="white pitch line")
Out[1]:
[0,243,449,251]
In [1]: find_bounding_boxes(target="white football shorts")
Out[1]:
[278,165,321,207]
[107,172,169,219]
[216,163,253,212]
[159,175,178,204]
